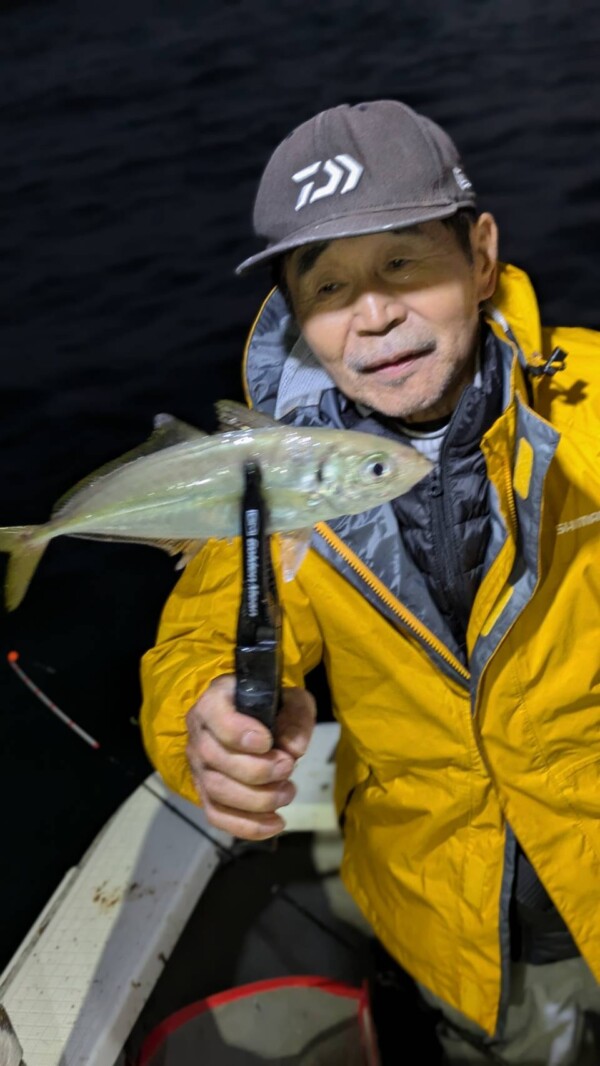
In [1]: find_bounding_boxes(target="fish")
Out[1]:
[0,400,432,610]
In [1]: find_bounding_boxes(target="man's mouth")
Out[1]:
[357,342,436,374]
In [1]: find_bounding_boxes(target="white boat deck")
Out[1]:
[0,722,340,1066]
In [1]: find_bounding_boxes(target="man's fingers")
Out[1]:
[275,688,317,758]
[188,679,316,760]
[185,679,316,842]
[198,791,286,840]
[189,726,295,785]
[201,769,296,813]
[187,674,273,754]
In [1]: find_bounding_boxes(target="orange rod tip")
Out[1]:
[7,650,19,663]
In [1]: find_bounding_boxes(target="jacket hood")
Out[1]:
[242,262,544,419]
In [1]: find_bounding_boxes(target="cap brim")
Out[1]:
[235,201,473,275]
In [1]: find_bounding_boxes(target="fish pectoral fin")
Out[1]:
[215,399,279,432]
[277,528,313,581]
[169,539,206,570]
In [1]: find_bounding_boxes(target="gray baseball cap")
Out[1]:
[236,99,476,275]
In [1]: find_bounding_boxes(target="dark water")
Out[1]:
[1,0,599,966]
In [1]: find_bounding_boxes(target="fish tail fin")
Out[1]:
[0,526,47,611]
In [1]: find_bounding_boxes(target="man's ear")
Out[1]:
[472,212,499,301]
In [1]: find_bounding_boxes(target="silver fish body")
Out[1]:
[49,427,431,539]
[0,406,432,609]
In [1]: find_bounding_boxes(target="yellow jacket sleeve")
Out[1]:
[139,536,324,804]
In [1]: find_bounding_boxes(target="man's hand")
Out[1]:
[186,675,317,839]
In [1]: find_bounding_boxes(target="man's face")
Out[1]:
[284,215,498,422]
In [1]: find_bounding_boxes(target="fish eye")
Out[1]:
[363,454,391,479]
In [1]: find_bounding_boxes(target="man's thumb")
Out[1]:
[275,688,316,758]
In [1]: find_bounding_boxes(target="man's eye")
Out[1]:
[317,282,340,296]
[388,258,410,270]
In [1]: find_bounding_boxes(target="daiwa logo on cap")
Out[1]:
[452,166,472,192]
[292,154,364,211]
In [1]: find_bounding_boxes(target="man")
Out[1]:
[140,100,600,1063]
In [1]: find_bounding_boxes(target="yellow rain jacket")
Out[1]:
[140,263,600,1035]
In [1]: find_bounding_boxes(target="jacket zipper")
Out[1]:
[315,521,470,684]
[503,456,518,538]
[428,463,468,633]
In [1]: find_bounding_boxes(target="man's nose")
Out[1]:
[353,290,407,334]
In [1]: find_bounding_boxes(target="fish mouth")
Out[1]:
[358,342,436,374]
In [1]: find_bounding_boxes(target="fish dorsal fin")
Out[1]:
[52,414,208,519]
[151,412,208,445]
[215,399,279,432]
